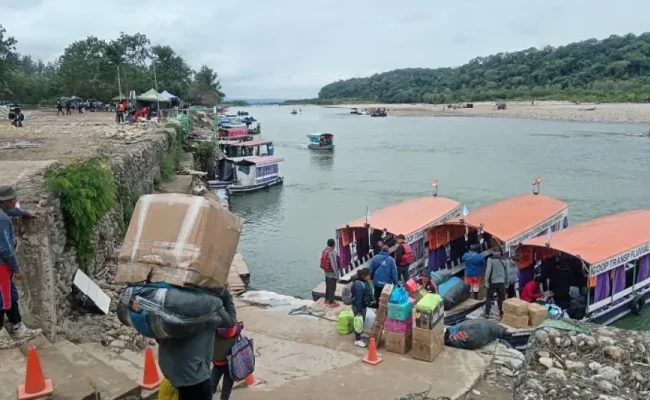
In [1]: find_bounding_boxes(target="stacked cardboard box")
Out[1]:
[501,298,530,328]
[369,284,393,345]
[528,302,548,327]
[411,302,444,362]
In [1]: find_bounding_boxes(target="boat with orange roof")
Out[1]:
[312,187,463,302]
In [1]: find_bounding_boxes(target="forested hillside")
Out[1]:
[318,33,650,103]
[0,25,224,105]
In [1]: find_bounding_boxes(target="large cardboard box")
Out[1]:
[414,303,444,330]
[503,298,529,316]
[528,303,548,327]
[385,331,412,355]
[412,323,444,362]
[501,313,529,329]
[116,194,242,288]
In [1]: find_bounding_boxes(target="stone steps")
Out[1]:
[0,333,154,400]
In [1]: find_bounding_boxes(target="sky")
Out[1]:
[2,0,650,98]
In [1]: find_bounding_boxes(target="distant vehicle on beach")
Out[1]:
[307,132,334,151]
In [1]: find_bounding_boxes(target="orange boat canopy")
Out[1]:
[428,194,568,253]
[339,197,462,242]
[520,210,650,276]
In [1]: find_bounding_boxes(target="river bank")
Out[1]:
[330,101,650,125]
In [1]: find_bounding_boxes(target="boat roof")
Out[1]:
[235,156,284,166]
[229,139,272,147]
[446,194,568,244]
[522,210,650,274]
[307,132,333,138]
[340,197,462,237]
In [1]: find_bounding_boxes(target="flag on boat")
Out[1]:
[431,179,438,187]
[462,204,469,217]
[533,177,542,185]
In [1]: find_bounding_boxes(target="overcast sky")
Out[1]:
[2,0,650,98]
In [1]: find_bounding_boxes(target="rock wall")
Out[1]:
[514,323,650,400]
[12,132,168,340]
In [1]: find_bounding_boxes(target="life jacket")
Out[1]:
[400,242,415,265]
[320,247,340,272]
[117,104,124,112]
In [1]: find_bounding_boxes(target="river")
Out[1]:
[226,105,650,329]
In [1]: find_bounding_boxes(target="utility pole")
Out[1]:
[152,60,160,121]
[117,65,123,102]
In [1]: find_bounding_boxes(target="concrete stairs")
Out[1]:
[0,334,157,400]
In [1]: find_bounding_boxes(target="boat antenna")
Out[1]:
[532,177,541,195]
[431,179,438,197]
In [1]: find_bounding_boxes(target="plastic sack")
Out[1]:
[389,285,409,304]
[445,319,507,350]
[354,315,364,334]
[337,310,354,335]
[438,276,463,297]
[158,378,178,400]
[363,308,376,332]
[415,293,443,312]
[431,269,453,286]
[387,302,413,321]
[116,283,225,340]
[545,303,569,320]
[440,279,471,310]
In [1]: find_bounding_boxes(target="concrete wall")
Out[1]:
[12,133,168,339]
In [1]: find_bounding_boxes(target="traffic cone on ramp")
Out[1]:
[244,374,261,387]
[137,346,162,390]
[18,346,53,400]
[362,337,382,365]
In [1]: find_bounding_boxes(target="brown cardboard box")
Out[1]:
[381,284,394,301]
[385,331,412,355]
[528,303,548,327]
[503,298,530,316]
[116,194,242,288]
[414,304,444,330]
[410,287,428,303]
[501,313,529,329]
[412,324,444,362]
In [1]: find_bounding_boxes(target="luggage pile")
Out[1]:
[437,276,471,310]
[384,286,414,355]
[369,284,394,345]
[114,193,243,340]
[501,298,548,329]
[412,293,445,362]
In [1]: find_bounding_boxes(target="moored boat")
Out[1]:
[311,193,463,301]
[226,156,284,195]
[219,138,274,161]
[307,133,334,151]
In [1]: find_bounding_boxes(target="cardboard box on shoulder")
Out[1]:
[412,323,444,362]
[384,331,412,355]
[502,298,529,316]
[116,194,242,288]
[528,302,548,327]
[501,313,529,329]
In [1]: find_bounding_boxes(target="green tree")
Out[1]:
[151,45,192,98]
[188,65,225,105]
[0,25,18,98]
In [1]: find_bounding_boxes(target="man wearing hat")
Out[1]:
[0,185,39,347]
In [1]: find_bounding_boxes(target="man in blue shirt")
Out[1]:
[368,245,398,304]
[462,244,486,300]
[0,185,40,348]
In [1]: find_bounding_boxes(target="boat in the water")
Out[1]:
[370,108,387,117]
[428,192,569,324]
[350,108,360,115]
[218,138,274,160]
[291,109,298,115]
[312,193,463,301]
[218,126,252,140]
[307,133,334,151]
[225,156,284,195]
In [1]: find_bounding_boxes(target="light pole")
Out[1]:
[152,59,161,121]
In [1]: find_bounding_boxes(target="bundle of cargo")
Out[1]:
[501,298,530,329]
[437,276,471,310]
[528,302,548,327]
[412,294,445,362]
[114,194,242,339]
[384,286,414,354]
[369,284,393,344]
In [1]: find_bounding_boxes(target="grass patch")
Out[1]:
[194,141,217,172]
[44,158,116,270]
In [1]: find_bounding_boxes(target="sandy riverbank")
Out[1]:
[335,101,650,125]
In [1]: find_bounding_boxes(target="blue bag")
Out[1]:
[389,285,409,304]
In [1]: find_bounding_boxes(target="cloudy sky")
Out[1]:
[2,0,650,98]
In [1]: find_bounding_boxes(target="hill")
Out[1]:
[318,33,650,104]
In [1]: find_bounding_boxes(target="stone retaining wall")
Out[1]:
[12,132,168,340]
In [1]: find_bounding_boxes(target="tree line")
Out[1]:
[318,32,650,104]
[0,25,225,106]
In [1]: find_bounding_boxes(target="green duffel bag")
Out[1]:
[337,310,354,335]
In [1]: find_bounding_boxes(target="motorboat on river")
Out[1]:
[307,133,334,151]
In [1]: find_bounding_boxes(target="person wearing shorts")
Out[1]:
[462,245,485,300]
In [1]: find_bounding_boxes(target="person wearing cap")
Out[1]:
[416,271,438,294]
[0,185,40,347]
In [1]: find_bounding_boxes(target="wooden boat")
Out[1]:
[291,109,298,115]
[307,133,334,151]
[312,194,463,301]
[429,192,569,324]
[219,138,274,161]
[218,126,251,140]
[224,156,284,195]
[350,108,360,115]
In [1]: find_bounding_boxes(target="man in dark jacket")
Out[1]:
[483,250,509,318]
[158,289,237,400]
[351,268,373,348]
[368,245,398,305]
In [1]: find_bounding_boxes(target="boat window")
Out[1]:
[260,144,268,156]
[238,164,250,174]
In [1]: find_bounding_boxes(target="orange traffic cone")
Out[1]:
[137,346,162,390]
[244,374,261,387]
[362,337,382,365]
[18,346,53,400]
